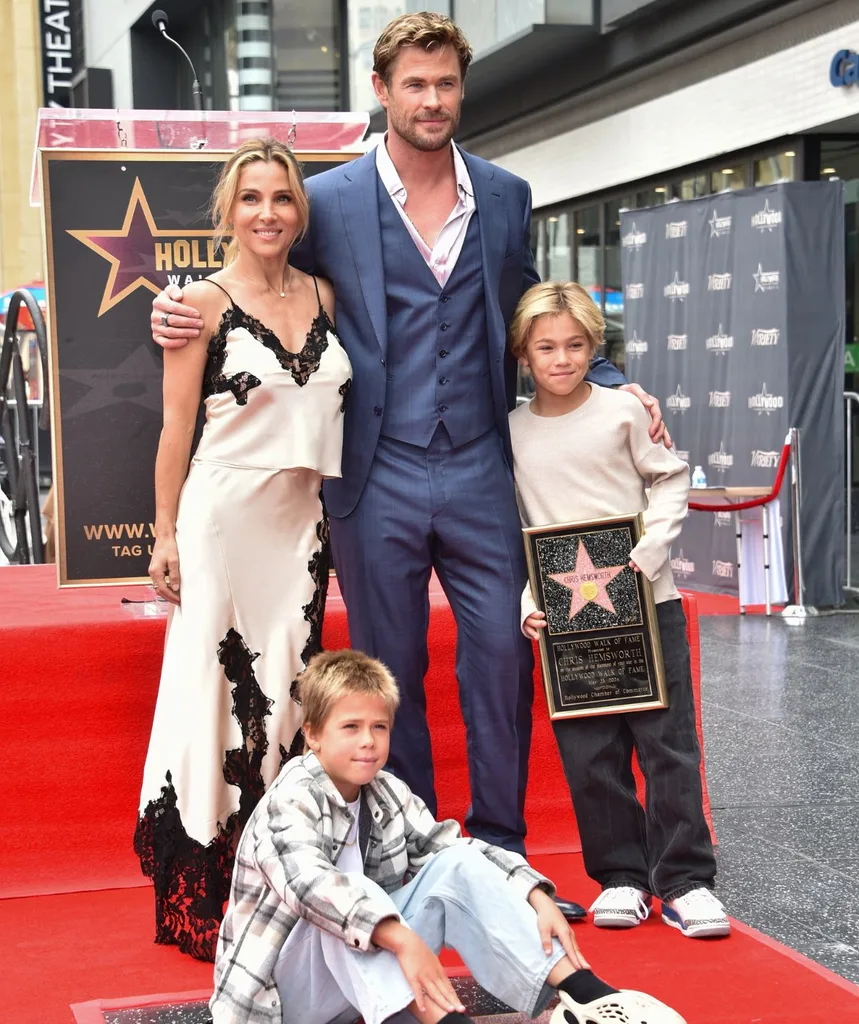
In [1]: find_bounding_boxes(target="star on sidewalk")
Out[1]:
[549,541,627,620]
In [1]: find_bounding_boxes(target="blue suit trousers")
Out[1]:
[329,424,534,853]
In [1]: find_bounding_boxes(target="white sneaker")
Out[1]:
[588,886,651,928]
[661,887,730,938]
[550,988,686,1024]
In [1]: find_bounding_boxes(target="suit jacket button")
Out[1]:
[440,323,449,331]
[374,406,382,416]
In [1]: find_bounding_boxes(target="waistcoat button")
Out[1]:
[440,323,449,331]
[373,406,382,416]
[439,350,448,358]
[438,377,448,385]
[438,403,448,413]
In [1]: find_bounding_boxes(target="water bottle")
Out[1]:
[691,465,707,489]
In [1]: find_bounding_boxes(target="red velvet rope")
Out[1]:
[687,441,791,512]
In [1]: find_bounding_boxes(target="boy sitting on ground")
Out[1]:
[210,648,685,1024]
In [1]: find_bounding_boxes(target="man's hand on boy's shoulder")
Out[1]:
[617,383,673,448]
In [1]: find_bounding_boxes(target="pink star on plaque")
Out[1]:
[549,541,627,620]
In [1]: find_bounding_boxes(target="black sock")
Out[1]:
[438,1014,474,1024]
[557,969,618,1004]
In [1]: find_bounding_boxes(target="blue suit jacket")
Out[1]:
[291,148,625,517]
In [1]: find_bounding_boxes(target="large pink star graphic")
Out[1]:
[549,541,627,620]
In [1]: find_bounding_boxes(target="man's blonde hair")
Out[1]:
[298,649,400,735]
[509,282,605,359]
[373,12,473,84]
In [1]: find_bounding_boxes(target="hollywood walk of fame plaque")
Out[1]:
[523,514,668,719]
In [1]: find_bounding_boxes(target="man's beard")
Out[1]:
[390,108,460,152]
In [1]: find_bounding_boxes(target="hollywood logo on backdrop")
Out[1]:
[670,550,696,579]
[625,330,648,358]
[708,209,732,237]
[666,385,691,414]
[751,449,781,469]
[664,272,690,302]
[753,264,780,292]
[706,324,734,354]
[748,383,784,416]
[67,178,226,316]
[622,222,647,249]
[708,442,734,474]
[667,333,688,351]
[751,328,780,347]
[751,199,783,232]
[665,220,688,239]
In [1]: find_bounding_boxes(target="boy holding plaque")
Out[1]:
[507,283,729,941]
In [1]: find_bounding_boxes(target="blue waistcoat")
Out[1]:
[377,175,495,449]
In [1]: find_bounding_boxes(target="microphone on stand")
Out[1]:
[151,9,203,112]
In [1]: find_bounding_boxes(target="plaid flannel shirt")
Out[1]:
[210,752,554,1024]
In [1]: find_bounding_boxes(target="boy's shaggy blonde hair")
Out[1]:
[298,649,400,735]
[509,282,605,359]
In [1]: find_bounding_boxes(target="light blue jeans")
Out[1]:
[273,845,566,1024]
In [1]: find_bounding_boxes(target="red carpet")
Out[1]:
[2,854,857,1024]
[0,567,712,898]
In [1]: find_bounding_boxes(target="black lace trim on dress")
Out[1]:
[338,378,351,413]
[134,627,277,962]
[202,309,262,405]
[238,304,333,387]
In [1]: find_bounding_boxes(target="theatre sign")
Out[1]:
[40,0,76,108]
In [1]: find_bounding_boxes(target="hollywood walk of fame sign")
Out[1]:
[523,514,668,719]
[40,147,354,585]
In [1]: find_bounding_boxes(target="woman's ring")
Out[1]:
[161,313,170,328]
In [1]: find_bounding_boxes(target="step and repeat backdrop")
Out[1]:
[621,183,845,606]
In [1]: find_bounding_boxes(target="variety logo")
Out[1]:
[752,198,783,232]
[751,449,780,468]
[708,443,733,473]
[666,385,691,413]
[708,209,732,237]
[709,390,731,408]
[753,264,780,292]
[670,550,696,578]
[748,383,784,416]
[664,272,690,301]
[622,222,647,249]
[751,328,780,347]
[667,333,688,351]
[625,331,648,357]
[665,220,688,239]
[712,560,735,578]
[706,324,734,354]
[626,282,644,299]
[708,272,732,291]
[675,449,690,463]
[713,511,733,528]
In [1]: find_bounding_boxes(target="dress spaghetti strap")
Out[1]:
[203,278,235,306]
[312,275,322,309]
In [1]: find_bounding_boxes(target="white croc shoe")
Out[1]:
[550,989,687,1024]
[588,886,651,929]
[662,887,730,938]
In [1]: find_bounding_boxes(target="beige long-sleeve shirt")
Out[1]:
[509,384,690,628]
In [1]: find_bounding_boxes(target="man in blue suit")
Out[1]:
[152,13,664,909]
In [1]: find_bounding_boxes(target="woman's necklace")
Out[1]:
[235,265,291,298]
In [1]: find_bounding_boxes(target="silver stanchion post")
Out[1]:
[782,427,819,621]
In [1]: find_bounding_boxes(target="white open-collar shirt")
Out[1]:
[375,137,476,287]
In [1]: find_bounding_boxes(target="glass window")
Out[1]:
[347,2,451,112]
[636,186,667,208]
[575,206,602,312]
[532,216,548,281]
[669,175,708,201]
[710,165,749,192]
[272,0,341,111]
[754,151,796,185]
[546,213,572,280]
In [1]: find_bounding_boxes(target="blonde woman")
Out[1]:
[134,137,352,961]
